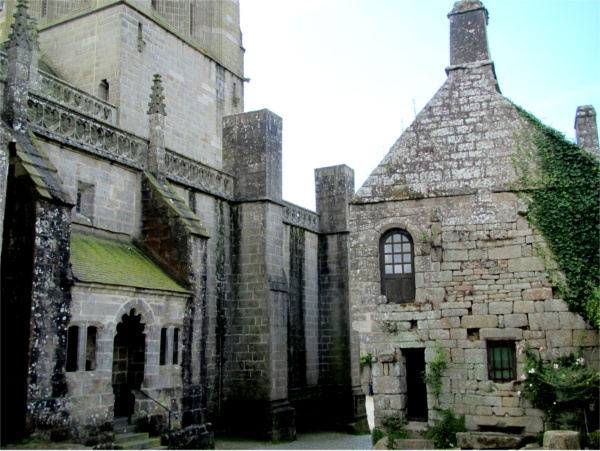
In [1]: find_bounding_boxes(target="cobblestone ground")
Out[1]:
[215,398,375,450]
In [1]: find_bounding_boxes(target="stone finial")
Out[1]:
[27,17,41,52]
[575,105,599,156]
[148,74,167,116]
[448,0,491,66]
[8,0,34,51]
[147,74,166,177]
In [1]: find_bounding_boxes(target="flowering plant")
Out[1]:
[519,346,599,427]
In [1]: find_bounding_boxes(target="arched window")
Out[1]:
[380,229,415,303]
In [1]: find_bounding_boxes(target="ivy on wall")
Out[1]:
[513,106,600,328]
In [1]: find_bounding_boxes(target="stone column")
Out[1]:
[222,109,295,441]
[315,164,369,434]
[575,105,599,157]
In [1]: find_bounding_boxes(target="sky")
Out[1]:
[238,0,600,211]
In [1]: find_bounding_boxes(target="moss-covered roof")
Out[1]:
[70,232,190,293]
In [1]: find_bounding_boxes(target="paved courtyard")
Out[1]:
[215,397,375,450]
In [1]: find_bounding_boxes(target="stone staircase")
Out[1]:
[113,416,166,450]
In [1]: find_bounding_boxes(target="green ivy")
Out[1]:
[422,341,447,397]
[513,106,600,328]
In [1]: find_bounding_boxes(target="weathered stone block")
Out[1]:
[573,329,599,347]
[464,348,487,364]
[546,330,573,348]
[488,245,522,260]
[522,287,552,300]
[479,328,523,340]
[528,312,559,331]
[543,430,580,450]
[558,312,587,330]
[457,432,531,450]
[543,298,569,312]
[503,313,528,328]
[489,301,513,314]
[507,257,545,273]
[513,301,535,313]
[461,315,498,329]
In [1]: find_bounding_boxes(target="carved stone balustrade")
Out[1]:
[165,150,233,200]
[283,201,320,233]
[37,70,117,125]
[27,93,147,169]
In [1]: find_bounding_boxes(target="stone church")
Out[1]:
[0,0,368,447]
[350,0,599,440]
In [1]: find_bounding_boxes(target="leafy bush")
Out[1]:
[424,409,466,449]
[376,415,409,449]
[519,346,599,446]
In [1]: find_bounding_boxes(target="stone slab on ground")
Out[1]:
[457,431,534,449]
[393,438,435,449]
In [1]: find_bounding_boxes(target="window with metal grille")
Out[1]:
[487,340,516,382]
[379,229,415,303]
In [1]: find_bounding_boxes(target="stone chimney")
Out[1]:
[575,105,599,156]
[448,0,491,66]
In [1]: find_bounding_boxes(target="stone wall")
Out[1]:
[350,192,598,434]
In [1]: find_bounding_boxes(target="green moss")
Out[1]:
[70,232,189,292]
[513,106,600,328]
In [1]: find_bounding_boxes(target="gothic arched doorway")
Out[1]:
[112,309,146,419]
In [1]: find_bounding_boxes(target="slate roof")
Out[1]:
[70,232,189,293]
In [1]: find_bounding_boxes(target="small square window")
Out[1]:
[487,341,516,382]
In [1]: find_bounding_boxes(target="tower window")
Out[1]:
[98,79,109,102]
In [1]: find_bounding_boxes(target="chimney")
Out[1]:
[448,0,491,66]
[575,105,599,157]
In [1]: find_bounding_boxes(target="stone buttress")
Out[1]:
[1,0,74,442]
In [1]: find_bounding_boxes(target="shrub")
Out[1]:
[424,409,466,449]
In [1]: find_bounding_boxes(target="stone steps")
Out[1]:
[113,416,166,450]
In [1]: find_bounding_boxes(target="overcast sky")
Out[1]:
[239,0,600,211]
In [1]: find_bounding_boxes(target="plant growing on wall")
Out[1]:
[512,106,600,328]
[518,345,599,447]
[422,341,447,398]
[360,353,373,370]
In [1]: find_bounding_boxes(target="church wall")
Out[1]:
[40,140,140,236]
